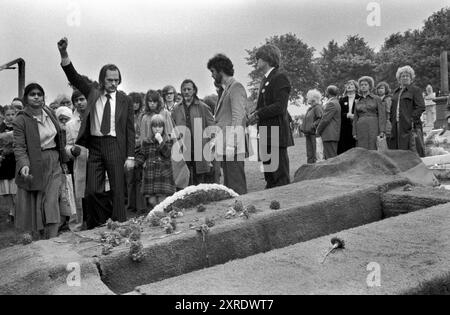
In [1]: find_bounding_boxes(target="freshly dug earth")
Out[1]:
[294,148,436,186]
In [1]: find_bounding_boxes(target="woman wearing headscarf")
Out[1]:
[352,76,386,150]
[13,83,68,239]
[389,66,425,153]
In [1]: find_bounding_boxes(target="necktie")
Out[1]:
[101,94,111,135]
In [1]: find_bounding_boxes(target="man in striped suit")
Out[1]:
[57,37,135,228]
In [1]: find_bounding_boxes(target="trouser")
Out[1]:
[187,161,216,185]
[221,155,247,195]
[126,166,146,212]
[262,146,290,189]
[323,141,338,160]
[85,136,126,229]
[305,134,317,164]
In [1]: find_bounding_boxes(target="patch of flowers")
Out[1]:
[147,184,238,218]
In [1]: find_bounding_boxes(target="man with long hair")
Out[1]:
[247,44,293,189]
[57,37,135,228]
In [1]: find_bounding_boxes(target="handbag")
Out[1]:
[376,135,388,151]
[59,173,77,216]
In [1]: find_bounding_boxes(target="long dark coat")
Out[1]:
[388,85,425,150]
[338,94,360,154]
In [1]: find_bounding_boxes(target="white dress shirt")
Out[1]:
[91,91,117,137]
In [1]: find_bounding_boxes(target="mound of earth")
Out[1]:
[294,148,438,186]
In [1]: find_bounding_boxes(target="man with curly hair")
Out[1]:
[207,54,247,194]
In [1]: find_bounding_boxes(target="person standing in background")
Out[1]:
[126,92,146,214]
[162,85,177,112]
[65,90,89,231]
[352,76,386,150]
[317,86,341,160]
[208,54,248,193]
[0,105,18,223]
[247,45,293,189]
[338,80,360,154]
[389,65,425,153]
[301,90,323,164]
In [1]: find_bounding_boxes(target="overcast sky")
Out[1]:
[0,0,448,105]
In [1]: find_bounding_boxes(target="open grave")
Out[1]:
[0,148,449,295]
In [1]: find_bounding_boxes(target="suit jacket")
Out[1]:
[317,97,341,142]
[214,78,247,156]
[256,68,294,148]
[13,106,68,191]
[61,62,134,162]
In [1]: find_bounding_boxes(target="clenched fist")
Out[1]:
[57,37,69,58]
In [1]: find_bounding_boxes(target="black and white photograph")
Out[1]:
[0,0,449,299]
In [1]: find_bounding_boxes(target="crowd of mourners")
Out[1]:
[0,37,431,241]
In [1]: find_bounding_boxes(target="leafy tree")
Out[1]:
[376,8,450,93]
[317,35,377,92]
[245,33,321,101]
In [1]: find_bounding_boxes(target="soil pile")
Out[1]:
[294,148,437,186]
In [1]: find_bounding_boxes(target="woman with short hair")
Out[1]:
[388,66,425,152]
[352,76,386,150]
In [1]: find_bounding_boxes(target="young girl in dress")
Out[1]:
[135,114,175,209]
[0,105,18,223]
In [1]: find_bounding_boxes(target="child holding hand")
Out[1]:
[135,114,175,209]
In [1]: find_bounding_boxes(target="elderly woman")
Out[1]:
[338,80,360,154]
[389,66,425,152]
[13,83,68,239]
[55,106,74,129]
[352,76,386,150]
[376,81,392,138]
[301,89,323,163]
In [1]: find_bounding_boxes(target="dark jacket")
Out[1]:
[12,106,68,191]
[0,123,15,180]
[61,62,135,162]
[317,97,341,142]
[301,104,323,135]
[389,85,425,150]
[256,68,294,148]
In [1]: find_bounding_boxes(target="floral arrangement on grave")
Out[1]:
[146,184,239,219]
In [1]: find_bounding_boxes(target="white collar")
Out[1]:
[264,67,275,78]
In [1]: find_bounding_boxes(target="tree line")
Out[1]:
[246,7,450,101]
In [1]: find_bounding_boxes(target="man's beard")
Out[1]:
[214,73,223,86]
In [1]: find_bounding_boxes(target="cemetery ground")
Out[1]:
[0,136,308,250]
